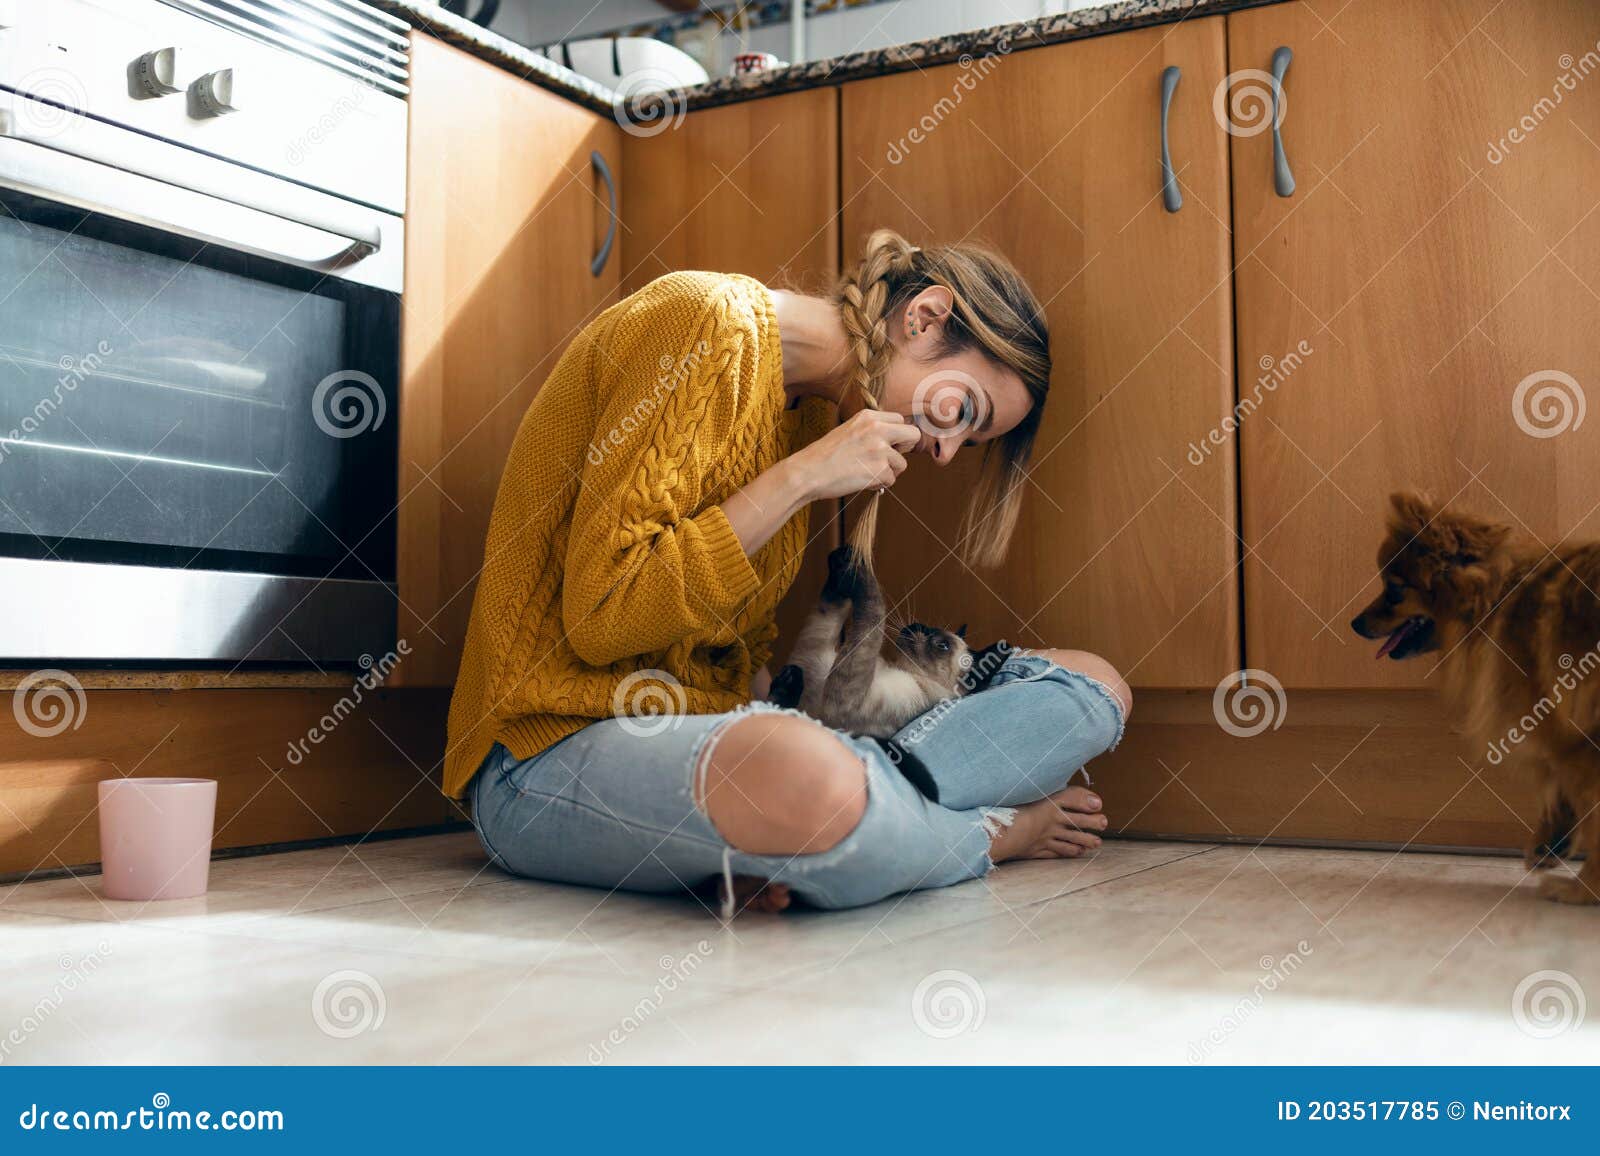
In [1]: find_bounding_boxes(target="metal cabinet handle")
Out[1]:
[590,149,616,277]
[1160,65,1181,213]
[1271,46,1295,197]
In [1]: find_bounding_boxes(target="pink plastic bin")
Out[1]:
[97,778,218,901]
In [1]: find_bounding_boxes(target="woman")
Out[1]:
[445,229,1131,915]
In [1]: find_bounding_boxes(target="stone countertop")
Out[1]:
[375,0,1285,118]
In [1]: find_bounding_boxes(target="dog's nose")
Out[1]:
[1349,616,1366,636]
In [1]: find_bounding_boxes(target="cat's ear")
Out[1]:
[956,623,967,638]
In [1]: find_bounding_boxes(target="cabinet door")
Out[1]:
[621,88,841,657]
[840,20,1238,687]
[1231,0,1600,688]
[395,34,622,686]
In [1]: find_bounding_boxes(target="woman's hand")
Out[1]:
[722,411,920,557]
[788,410,922,502]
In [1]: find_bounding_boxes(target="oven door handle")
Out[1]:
[0,99,383,268]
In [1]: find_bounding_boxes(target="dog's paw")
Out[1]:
[1537,874,1600,905]
[1525,848,1560,872]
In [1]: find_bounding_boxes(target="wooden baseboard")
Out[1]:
[1097,690,1536,851]
[0,686,452,877]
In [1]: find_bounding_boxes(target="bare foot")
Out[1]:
[719,874,792,916]
[989,786,1108,862]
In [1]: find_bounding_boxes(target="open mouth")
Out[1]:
[1375,616,1432,660]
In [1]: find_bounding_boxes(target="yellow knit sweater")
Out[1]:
[442,271,829,798]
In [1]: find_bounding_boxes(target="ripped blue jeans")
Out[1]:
[469,653,1126,912]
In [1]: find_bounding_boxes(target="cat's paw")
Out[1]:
[768,664,805,709]
[822,545,868,603]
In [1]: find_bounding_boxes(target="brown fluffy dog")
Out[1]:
[1352,491,1600,904]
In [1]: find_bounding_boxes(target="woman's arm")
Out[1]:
[722,410,922,556]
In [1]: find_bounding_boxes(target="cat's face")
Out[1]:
[891,622,974,694]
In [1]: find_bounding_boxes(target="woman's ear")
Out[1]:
[904,286,955,340]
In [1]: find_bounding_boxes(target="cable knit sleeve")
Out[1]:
[560,278,766,666]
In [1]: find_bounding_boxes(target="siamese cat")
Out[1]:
[768,546,1011,801]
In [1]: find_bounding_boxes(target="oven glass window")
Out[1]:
[0,193,397,581]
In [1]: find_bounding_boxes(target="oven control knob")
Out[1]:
[133,47,181,97]
[189,68,238,117]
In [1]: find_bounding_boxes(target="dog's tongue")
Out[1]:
[1375,619,1413,660]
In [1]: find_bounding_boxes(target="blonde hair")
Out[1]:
[835,228,1050,568]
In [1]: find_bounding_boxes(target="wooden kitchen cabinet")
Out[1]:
[395,34,623,686]
[840,20,1239,687]
[620,88,839,296]
[1231,0,1600,687]
[621,88,842,656]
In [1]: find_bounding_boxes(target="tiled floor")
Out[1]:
[3,832,1599,1064]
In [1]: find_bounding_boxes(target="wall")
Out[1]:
[488,0,1102,68]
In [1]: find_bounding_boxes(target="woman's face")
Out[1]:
[872,286,1034,467]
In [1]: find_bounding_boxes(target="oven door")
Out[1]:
[0,98,401,664]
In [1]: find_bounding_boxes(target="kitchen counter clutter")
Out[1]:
[370,0,1285,115]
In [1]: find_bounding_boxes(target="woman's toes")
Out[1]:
[1055,828,1102,850]
[1046,839,1086,857]
[1050,786,1103,815]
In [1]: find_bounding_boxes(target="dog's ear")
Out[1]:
[956,623,968,639]
[1387,490,1436,535]
[1449,518,1513,565]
